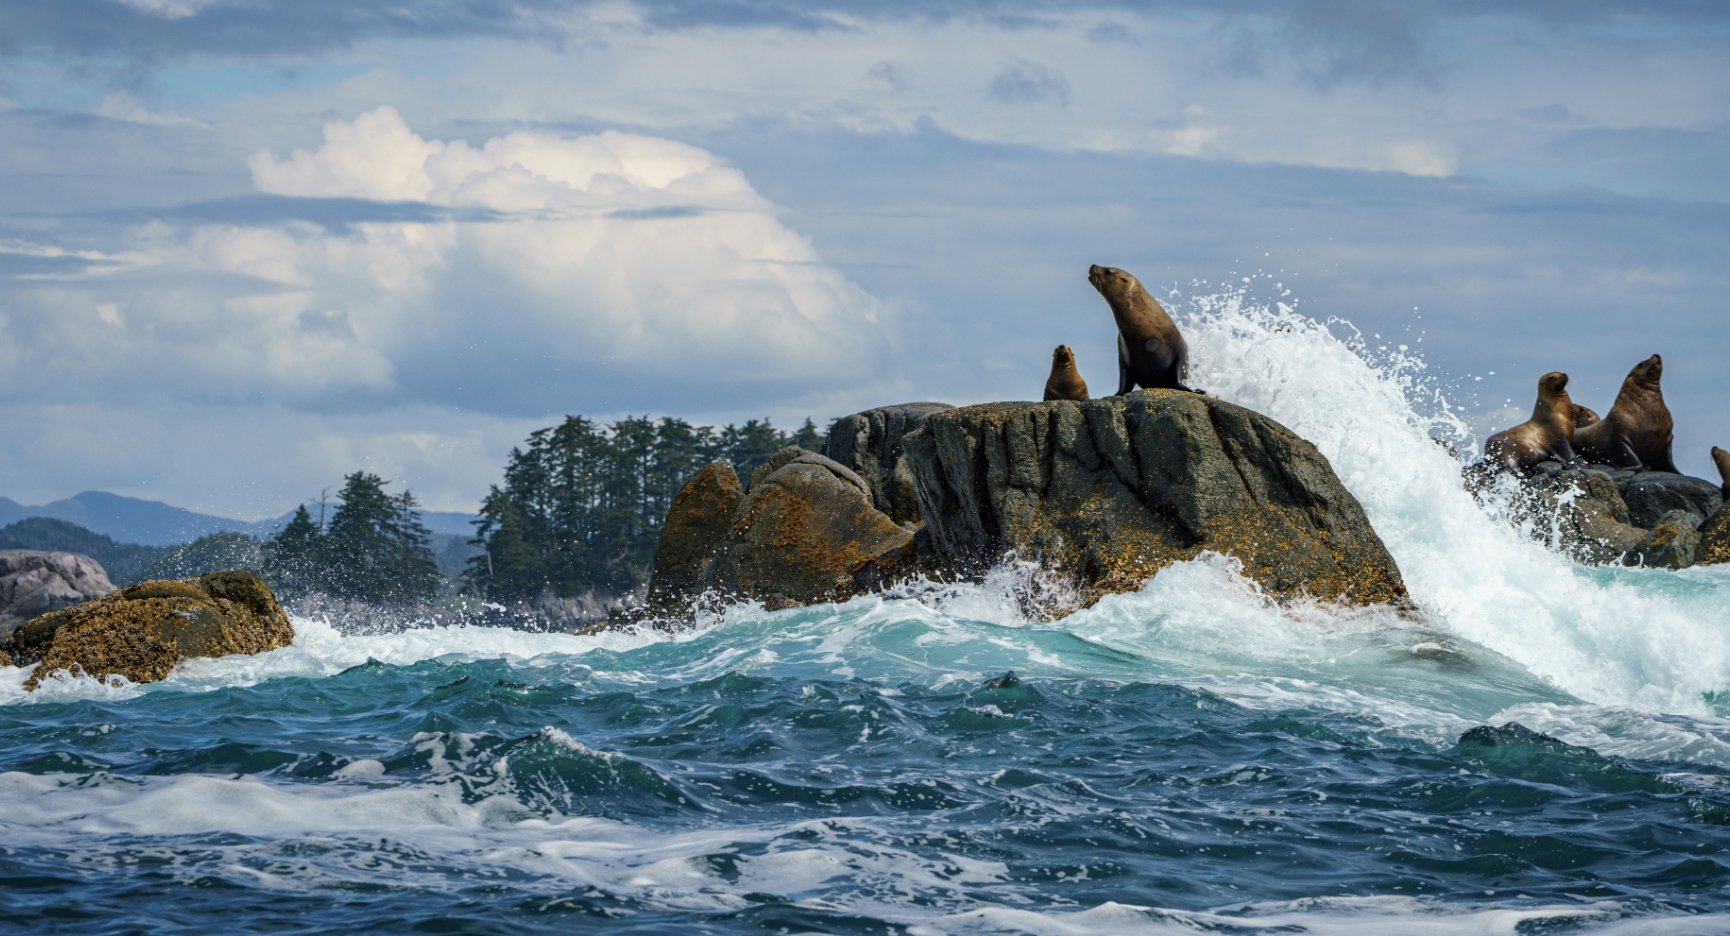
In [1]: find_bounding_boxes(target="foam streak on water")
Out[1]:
[3,292,1730,934]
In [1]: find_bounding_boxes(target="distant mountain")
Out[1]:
[0,517,169,585]
[0,491,479,547]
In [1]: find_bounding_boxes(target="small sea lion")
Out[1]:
[1087,264,1203,396]
[1043,345,1089,402]
[1713,446,1730,497]
[1573,354,1679,472]
[1573,404,1601,430]
[1483,372,1582,473]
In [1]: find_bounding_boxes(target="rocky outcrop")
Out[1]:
[1526,465,1647,564]
[824,403,955,529]
[0,550,115,636]
[1695,506,1730,567]
[903,391,1410,610]
[641,460,747,611]
[716,451,917,606]
[4,570,294,689]
[1602,470,1725,530]
[633,449,918,623]
[1523,462,1721,569]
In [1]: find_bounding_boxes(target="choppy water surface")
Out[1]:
[5,295,1730,935]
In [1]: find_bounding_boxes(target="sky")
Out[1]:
[1,0,1726,519]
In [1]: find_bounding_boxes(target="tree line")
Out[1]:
[464,415,823,603]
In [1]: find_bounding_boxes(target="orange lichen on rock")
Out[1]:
[5,570,294,690]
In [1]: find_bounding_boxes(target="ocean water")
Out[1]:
[5,295,1730,935]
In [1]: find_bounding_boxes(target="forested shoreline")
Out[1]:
[3,414,824,618]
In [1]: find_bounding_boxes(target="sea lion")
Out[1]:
[1573,354,1679,472]
[1573,404,1601,430]
[1043,345,1089,402]
[1483,371,1582,474]
[1713,446,1730,497]
[1087,264,1203,396]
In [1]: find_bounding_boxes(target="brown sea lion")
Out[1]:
[1573,354,1678,472]
[1713,446,1730,497]
[1087,264,1203,396]
[1573,404,1601,430]
[1043,345,1089,402]
[1483,372,1582,473]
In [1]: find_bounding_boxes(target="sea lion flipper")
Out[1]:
[1655,440,1680,474]
[1115,333,1134,396]
[1611,437,1645,471]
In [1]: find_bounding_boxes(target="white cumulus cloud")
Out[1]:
[3,107,886,414]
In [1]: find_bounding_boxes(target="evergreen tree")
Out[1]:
[790,416,826,452]
[466,412,826,604]
[323,472,440,604]
[383,489,442,604]
[264,505,323,598]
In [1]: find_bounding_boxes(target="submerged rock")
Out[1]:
[825,403,956,529]
[5,570,294,690]
[902,391,1409,611]
[0,550,115,636]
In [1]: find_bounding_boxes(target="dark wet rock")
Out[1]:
[983,671,1020,689]
[716,452,917,605]
[1637,509,1701,570]
[0,550,116,637]
[1697,506,1730,567]
[1525,464,1647,564]
[1607,470,1724,530]
[641,460,747,611]
[902,391,1409,612]
[1457,721,1579,752]
[824,403,956,529]
[5,570,294,690]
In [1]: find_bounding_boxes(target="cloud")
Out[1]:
[988,58,1070,106]
[0,106,886,416]
[96,91,199,126]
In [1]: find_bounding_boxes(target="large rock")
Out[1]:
[632,451,919,623]
[1698,506,1730,567]
[1526,465,1647,564]
[824,403,955,529]
[716,452,917,605]
[4,570,294,690]
[1637,509,1700,570]
[641,460,747,610]
[903,391,1410,610]
[1602,470,1725,530]
[0,551,115,636]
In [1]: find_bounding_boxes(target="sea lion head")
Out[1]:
[1088,264,1140,303]
[1538,371,1571,401]
[1053,344,1075,367]
[1713,446,1730,483]
[1629,354,1663,391]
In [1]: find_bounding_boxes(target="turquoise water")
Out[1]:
[4,298,1729,934]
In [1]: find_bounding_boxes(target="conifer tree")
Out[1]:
[264,505,323,598]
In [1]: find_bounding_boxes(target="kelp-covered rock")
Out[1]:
[824,403,955,529]
[641,460,747,610]
[716,453,917,606]
[0,550,115,634]
[903,391,1409,610]
[5,570,294,690]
